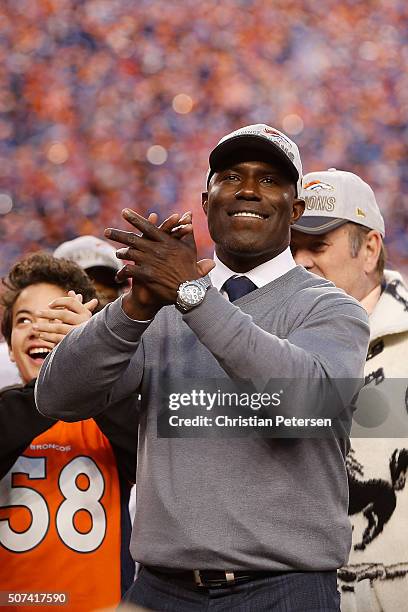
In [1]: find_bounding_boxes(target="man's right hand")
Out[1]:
[119,211,194,321]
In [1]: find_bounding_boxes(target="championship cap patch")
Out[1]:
[303,180,334,192]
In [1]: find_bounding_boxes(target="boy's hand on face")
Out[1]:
[33,292,98,346]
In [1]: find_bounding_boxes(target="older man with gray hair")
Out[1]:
[291,168,408,612]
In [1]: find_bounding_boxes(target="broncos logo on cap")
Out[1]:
[303,180,334,192]
[264,127,292,147]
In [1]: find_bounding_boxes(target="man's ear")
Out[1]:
[202,192,208,216]
[363,230,382,275]
[290,198,305,224]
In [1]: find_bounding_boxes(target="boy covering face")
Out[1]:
[0,253,138,612]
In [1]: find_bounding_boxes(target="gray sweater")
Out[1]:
[36,266,369,571]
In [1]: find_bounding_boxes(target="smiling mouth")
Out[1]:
[27,347,52,363]
[228,211,269,220]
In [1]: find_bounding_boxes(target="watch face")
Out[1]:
[182,283,205,305]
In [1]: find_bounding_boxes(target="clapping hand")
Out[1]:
[105,209,214,320]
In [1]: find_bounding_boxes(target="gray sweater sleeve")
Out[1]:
[36,298,151,420]
[184,287,369,383]
[36,283,369,421]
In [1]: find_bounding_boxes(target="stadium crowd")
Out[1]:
[0,0,407,603]
[0,0,407,280]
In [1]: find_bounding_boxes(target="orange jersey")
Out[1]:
[0,419,123,612]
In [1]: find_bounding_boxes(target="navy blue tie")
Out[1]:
[222,276,257,302]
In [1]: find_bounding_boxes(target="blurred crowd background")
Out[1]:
[0,0,407,277]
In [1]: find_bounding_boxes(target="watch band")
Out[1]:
[176,276,212,313]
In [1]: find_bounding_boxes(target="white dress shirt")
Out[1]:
[209,246,297,297]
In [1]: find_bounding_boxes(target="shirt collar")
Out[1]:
[209,247,297,291]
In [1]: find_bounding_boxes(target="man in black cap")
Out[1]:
[37,125,370,611]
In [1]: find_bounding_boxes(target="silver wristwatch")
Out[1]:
[176,276,212,312]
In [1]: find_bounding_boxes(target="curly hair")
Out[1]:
[1,252,97,346]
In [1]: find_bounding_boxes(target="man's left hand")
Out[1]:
[105,208,214,305]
